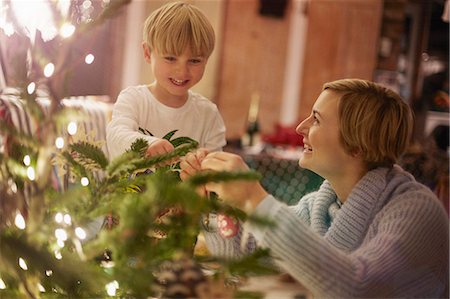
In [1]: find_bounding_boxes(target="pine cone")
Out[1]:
[155,258,207,298]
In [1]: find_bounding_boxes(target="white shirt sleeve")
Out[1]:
[106,88,159,159]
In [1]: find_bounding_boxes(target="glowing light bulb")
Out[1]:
[63,214,71,225]
[55,212,63,223]
[10,0,57,41]
[59,22,75,38]
[44,63,55,77]
[27,166,35,181]
[75,227,86,240]
[55,228,67,241]
[54,251,62,260]
[23,155,30,166]
[8,180,17,193]
[27,82,36,94]
[82,0,92,9]
[0,278,5,289]
[19,258,28,270]
[67,121,77,135]
[2,23,14,36]
[14,212,26,230]
[45,270,53,276]
[106,280,119,296]
[81,177,89,186]
[85,53,95,64]
[57,239,65,248]
[37,283,45,292]
[55,137,64,149]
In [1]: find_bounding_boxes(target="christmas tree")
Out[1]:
[0,1,274,297]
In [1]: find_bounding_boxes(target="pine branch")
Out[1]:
[69,142,109,170]
[106,151,141,178]
[131,142,198,171]
[187,170,262,186]
[62,151,88,178]
[128,138,148,157]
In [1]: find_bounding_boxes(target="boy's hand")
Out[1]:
[145,139,175,165]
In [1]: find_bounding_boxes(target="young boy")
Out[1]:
[106,1,226,160]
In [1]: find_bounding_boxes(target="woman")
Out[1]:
[181,79,449,298]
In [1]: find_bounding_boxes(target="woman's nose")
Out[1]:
[296,119,308,135]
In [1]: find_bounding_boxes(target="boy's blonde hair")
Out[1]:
[143,1,215,57]
[323,79,413,169]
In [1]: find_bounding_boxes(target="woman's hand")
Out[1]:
[201,152,268,211]
[180,148,209,196]
[179,148,209,181]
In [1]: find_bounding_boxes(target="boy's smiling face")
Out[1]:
[143,44,207,107]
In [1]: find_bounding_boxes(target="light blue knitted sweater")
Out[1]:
[203,165,449,298]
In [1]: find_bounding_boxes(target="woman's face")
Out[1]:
[296,90,355,180]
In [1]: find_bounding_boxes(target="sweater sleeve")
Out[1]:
[203,194,315,258]
[202,104,226,152]
[251,193,449,298]
[106,88,159,159]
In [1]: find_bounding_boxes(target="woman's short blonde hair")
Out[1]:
[143,1,215,57]
[323,79,413,169]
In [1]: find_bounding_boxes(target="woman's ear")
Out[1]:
[142,42,151,63]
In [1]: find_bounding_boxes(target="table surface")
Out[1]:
[241,274,312,299]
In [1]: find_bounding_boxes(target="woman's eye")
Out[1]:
[312,116,319,124]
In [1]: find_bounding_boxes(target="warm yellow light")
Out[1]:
[75,227,87,240]
[27,82,36,94]
[81,177,89,186]
[37,283,45,292]
[14,212,26,230]
[55,212,63,223]
[10,0,57,41]
[60,22,75,38]
[54,251,62,260]
[55,137,64,149]
[67,121,77,135]
[63,214,72,225]
[106,281,119,296]
[18,258,28,270]
[0,278,5,289]
[9,180,17,193]
[85,54,95,64]
[55,228,67,241]
[44,63,55,77]
[27,166,35,181]
[57,239,65,248]
[23,155,30,166]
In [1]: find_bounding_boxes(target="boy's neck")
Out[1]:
[148,83,189,108]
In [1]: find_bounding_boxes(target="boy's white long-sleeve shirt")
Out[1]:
[106,85,226,159]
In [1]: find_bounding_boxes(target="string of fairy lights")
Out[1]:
[0,0,119,295]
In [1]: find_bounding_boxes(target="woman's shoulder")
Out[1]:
[381,166,447,218]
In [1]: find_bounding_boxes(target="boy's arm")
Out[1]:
[106,89,160,159]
